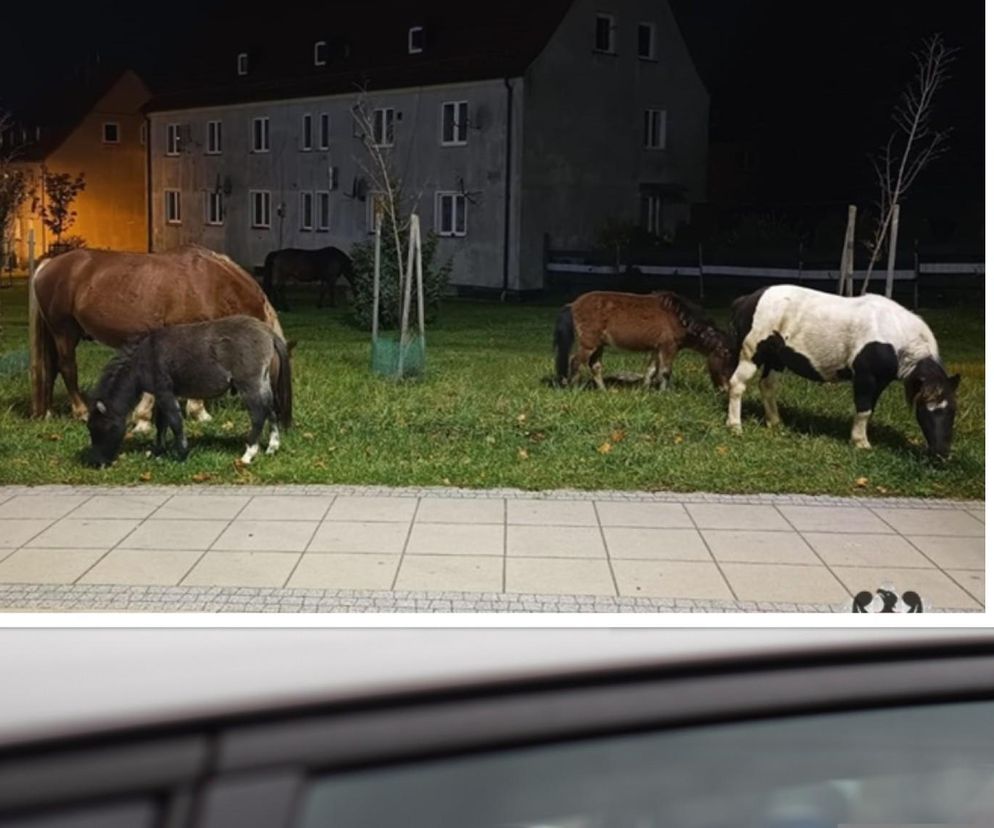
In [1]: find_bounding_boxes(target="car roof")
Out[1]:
[1,627,991,747]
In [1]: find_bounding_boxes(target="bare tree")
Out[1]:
[0,112,29,337]
[860,34,956,297]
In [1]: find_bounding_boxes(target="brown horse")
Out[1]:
[553,290,737,391]
[262,246,355,311]
[30,245,285,424]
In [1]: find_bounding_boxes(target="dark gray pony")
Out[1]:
[262,246,355,311]
[86,316,293,468]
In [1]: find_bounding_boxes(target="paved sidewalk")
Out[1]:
[0,485,984,613]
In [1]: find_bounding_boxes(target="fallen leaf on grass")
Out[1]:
[597,442,613,455]
[43,434,61,442]
[138,471,152,482]
[610,429,626,443]
[221,420,235,431]
[517,448,529,460]
[516,412,528,424]
[716,445,729,455]
[191,472,213,482]
[876,486,889,494]
[303,431,315,440]
[673,434,684,445]
[854,476,869,488]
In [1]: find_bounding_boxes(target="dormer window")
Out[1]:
[408,26,424,54]
[314,40,327,66]
[237,52,248,75]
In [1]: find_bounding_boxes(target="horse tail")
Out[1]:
[28,259,58,418]
[553,305,574,385]
[271,334,293,430]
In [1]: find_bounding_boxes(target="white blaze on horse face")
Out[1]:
[926,400,949,411]
[241,443,260,465]
[851,411,872,449]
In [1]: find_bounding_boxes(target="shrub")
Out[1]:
[349,229,452,331]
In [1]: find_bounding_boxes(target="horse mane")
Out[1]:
[655,291,734,357]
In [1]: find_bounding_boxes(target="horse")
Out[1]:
[29,245,285,430]
[726,284,960,458]
[86,315,292,468]
[262,246,355,311]
[553,290,737,392]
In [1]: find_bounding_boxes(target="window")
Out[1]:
[252,117,270,152]
[372,108,395,146]
[643,108,666,149]
[594,13,616,53]
[165,189,181,224]
[408,26,424,54]
[301,114,313,151]
[166,123,181,155]
[642,192,662,235]
[206,120,222,154]
[441,101,468,145]
[205,191,224,225]
[316,191,330,231]
[319,113,330,149]
[314,40,327,66]
[300,191,314,231]
[637,22,656,59]
[436,192,467,237]
[102,122,119,144]
[250,190,271,228]
[237,52,248,75]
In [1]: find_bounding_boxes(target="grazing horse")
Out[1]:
[262,246,355,311]
[726,285,960,458]
[86,316,293,468]
[29,245,285,429]
[553,290,737,391]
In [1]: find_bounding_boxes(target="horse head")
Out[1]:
[85,399,128,469]
[904,359,960,460]
[707,331,739,393]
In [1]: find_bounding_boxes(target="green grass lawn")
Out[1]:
[0,282,984,498]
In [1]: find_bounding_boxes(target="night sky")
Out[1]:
[0,1,983,211]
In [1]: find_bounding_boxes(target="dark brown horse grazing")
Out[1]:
[30,245,285,423]
[262,246,355,311]
[553,290,737,392]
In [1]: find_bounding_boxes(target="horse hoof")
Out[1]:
[852,439,872,450]
[131,420,153,435]
[728,423,743,436]
[765,418,782,429]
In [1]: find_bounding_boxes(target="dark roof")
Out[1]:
[1,65,138,161]
[145,0,573,113]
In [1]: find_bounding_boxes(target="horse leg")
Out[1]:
[851,368,886,450]
[51,330,87,419]
[589,346,606,391]
[642,354,658,388]
[131,393,156,434]
[151,400,170,456]
[186,399,212,423]
[159,393,188,460]
[726,359,758,435]
[238,389,270,464]
[655,342,678,391]
[759,370,782,427]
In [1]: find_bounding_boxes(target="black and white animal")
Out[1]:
[86,315,293,468]
[726,285,960,458]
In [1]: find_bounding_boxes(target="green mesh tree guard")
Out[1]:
[370,333,425,378]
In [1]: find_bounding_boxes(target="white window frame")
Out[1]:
[441,101,468,146]
[206,120,222,155]
[435,191,467,237]
[408,26,424,54]
[237,52,248,75]
[314,40,327,66]
[318,113,330,150]
[372,108,395,147]
[316,190,331,231]
[251,116,270,153]
[637,22,656,60]
[165,189,181,225]
[205,190,224,226]
[644,193,662,235]
[594,13,616,54]
[301,113,313,151]
[102,122,120,144]
[166,123,181,156]
[643,108,666,149]
[250,189,271,229]
[299,190,314,231]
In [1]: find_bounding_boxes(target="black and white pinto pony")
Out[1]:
[726,285,960,458]
[86,315,293,468]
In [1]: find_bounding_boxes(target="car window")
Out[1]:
[295,700,994,828]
